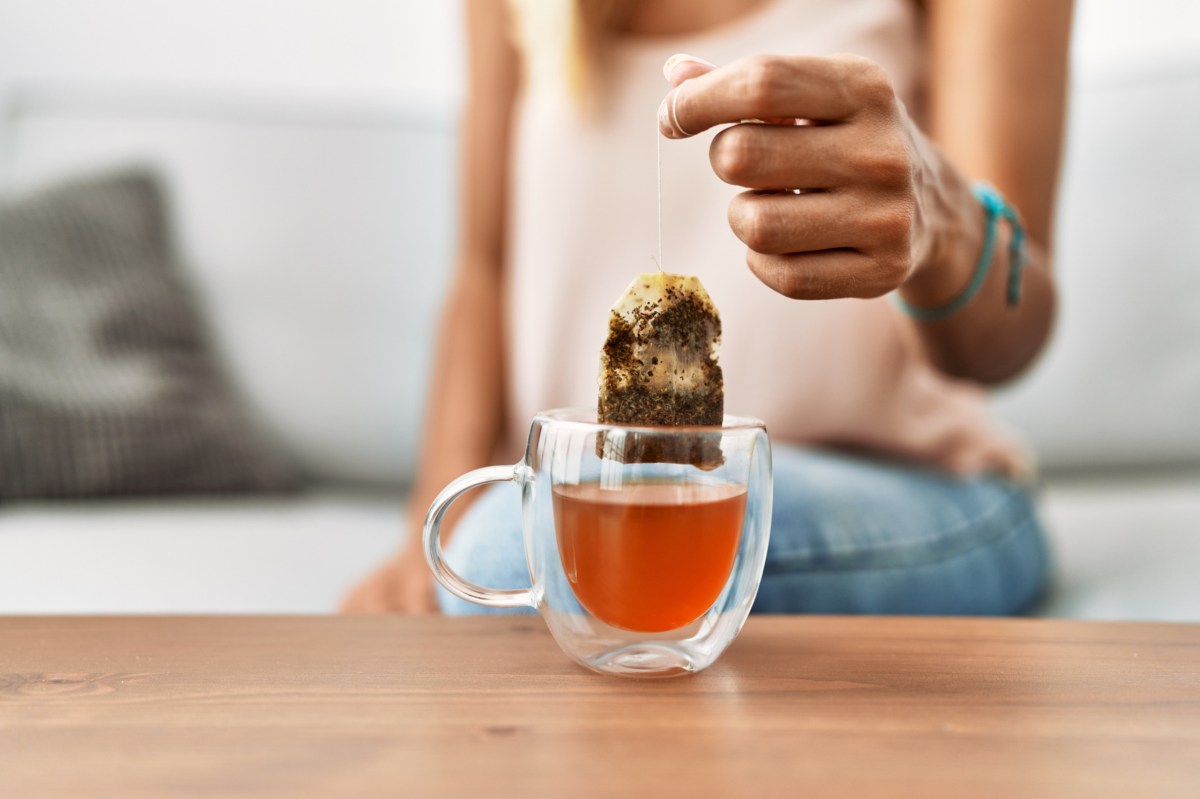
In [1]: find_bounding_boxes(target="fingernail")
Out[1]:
[662,53,715,81]
[657,95,677,138]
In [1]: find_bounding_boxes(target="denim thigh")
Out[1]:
[753,446,1050,615]
[436,445,1050,616]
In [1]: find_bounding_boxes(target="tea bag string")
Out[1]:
[656,126,664,273]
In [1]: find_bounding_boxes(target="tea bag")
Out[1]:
[597,272,724,466]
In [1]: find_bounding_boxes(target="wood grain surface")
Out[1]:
[1,616,1197,799]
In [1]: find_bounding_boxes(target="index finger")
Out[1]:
[658,54,881,138]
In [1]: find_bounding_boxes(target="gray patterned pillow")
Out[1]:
[0,169,301,500]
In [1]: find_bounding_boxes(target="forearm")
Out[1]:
[899,137,1057,384]
[405,0,518,548]
[404,264,507,547]
[903,0,1070,384]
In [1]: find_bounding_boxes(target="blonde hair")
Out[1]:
[506,0,637,105]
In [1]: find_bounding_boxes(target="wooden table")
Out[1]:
[1,616,1197,798]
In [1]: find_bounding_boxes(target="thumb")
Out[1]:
[663,53,716,87]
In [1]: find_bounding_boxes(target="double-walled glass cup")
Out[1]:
[424,408,772,677]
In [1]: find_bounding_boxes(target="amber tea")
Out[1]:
[553,480,747,633]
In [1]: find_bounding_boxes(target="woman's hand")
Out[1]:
[340,543,439,614]
[659,54,971,302]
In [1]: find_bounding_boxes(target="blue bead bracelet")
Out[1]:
[897,181,1026,322]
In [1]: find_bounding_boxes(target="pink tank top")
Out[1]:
[503,0,1025,476]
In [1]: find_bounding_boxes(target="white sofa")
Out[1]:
[1,3,1197,618]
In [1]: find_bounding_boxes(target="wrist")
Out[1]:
[900,158,983,308]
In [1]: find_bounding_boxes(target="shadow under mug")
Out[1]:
[424,408,773,677]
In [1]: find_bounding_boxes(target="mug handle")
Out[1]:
[423,464,534,609]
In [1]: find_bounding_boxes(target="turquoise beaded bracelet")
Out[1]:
[897,182,1026,322]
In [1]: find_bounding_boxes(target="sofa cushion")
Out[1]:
[2,95,455,486]
[991,62,1200,468]
[1034,470,1200,622]
[0,169,299,500]
[0,489,402,613]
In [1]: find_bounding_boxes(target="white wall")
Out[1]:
[4,0,1200,98]
[1072,0,1200,79]
[0,0,463,110]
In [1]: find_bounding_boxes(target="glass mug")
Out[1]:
[423,408,772,677]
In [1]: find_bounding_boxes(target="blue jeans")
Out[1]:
[437,445,1050,616]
